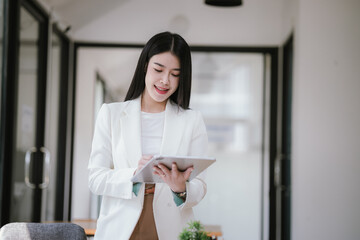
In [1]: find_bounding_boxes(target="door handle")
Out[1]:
[274,153,282,188]
[25,147,37,189]
[24,147,51,189]
[39,147,50,189]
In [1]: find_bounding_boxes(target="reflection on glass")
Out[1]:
[10,7,39,222]
[191,52,264,240]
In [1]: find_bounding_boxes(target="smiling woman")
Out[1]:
[87,32,209,240]
[125,32,192,111]
[142,52,181,112]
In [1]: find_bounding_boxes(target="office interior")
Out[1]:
[0,0,359,239]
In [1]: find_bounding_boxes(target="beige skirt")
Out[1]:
[130,184,158,240]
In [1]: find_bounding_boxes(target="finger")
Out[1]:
[153,166,162,174]
[171,162,178,172]
[153,166,166,177]
[158,164,171,175]
[183,167,194,180]
[154,171,167,182]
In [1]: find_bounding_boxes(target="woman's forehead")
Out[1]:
[149,52,180,70]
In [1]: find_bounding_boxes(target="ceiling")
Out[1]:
[36,0,284,101]
[39,0,130,33]
[37,0,284,45]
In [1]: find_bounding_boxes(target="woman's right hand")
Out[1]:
[134,155,153,175]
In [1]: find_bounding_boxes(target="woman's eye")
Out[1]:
[154,68,162,72]
[172,73,180,77]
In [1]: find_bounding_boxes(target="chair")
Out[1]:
[0,222,87,240]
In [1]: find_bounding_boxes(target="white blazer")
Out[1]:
[88,97,208,240]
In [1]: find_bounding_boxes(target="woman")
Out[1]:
[88,32,208,240]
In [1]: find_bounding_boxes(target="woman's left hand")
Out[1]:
[153,163,193,193]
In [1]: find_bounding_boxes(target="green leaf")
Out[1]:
[178,220,209,240]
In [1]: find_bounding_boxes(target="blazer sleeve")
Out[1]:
[180,110,209,209]
[88,104,135,199]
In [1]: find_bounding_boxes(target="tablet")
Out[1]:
[131,155,216,183]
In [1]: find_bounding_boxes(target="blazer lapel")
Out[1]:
[120,98,142,168]
[160,100,184,156]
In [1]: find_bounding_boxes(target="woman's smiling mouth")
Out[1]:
[154,85,169,94]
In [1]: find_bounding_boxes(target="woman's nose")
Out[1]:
[160,74,169,84]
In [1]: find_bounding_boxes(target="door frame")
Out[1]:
[0,0,19,226]
[52,24,72,221]
[270,34,293,240]
[280,34,293,240]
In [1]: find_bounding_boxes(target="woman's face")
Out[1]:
[142,51,180,110]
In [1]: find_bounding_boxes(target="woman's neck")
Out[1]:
[141,94,167,113]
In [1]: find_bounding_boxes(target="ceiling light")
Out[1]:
[205,0,242,7]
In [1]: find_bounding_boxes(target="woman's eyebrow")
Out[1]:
[154,62,180,71]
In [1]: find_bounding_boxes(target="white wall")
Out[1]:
[72,49,96,219]
[291,0,360,239]
[281,0,297,42]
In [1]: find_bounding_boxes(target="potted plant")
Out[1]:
[179,220,210,240]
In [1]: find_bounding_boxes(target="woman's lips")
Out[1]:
[154,85,169,94]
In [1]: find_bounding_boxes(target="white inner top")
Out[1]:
[141,111,165,155]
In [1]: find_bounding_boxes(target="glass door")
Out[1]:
[191,52,269,240]
[1,0,71,225]
[9,2,49,222]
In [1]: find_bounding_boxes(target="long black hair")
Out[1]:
[124,32,192,109]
